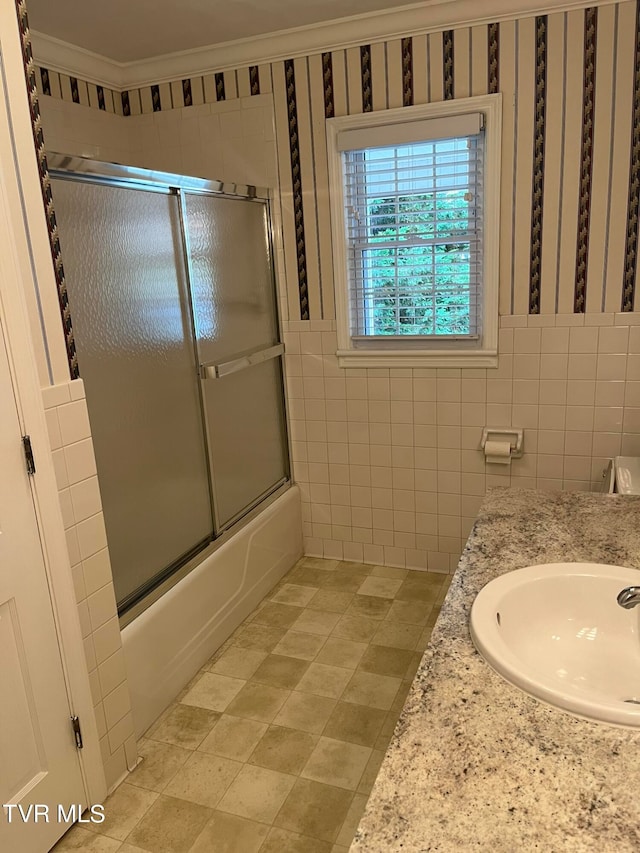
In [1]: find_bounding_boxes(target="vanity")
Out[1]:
[351,488,640,852]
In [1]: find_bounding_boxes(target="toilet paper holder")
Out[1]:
[480,427,524,458]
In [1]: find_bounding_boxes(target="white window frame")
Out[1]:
[326,94,502,368]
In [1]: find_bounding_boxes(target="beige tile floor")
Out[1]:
[53,557,450,853]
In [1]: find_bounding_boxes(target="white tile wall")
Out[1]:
[39,97,132,165]
[126,95,277,189]
[287,314,640,571]
[42,378,137,791]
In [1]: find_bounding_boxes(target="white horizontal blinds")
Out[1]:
[341,114,484,341]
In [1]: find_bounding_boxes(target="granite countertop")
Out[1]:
[352,488,640,853]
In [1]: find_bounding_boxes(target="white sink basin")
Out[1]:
[470,562,640,727]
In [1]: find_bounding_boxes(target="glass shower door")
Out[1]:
[183,192,289,532]
[51,178,214,609]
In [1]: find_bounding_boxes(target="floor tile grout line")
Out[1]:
[53,556,450,853]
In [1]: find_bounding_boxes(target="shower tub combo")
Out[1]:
[50,156,302,736]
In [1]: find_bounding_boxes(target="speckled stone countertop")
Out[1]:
[352,488,640,852]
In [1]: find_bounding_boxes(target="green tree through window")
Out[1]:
[363,190,472,336]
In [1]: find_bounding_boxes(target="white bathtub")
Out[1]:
[121,485,302,738]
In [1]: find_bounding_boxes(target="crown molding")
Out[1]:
[31,0,619,92]
[30,31,126,89]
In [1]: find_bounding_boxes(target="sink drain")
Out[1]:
[623,698,640,705]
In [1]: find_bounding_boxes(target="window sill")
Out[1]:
[336,349,498,369]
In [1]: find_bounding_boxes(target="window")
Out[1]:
[327,95,501,368]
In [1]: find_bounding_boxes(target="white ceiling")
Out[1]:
[26,0,422,63]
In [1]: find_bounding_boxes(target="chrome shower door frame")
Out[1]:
[48,152,292,610]
[176,184,291,535]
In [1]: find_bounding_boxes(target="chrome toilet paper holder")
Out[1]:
[480,427,524,458]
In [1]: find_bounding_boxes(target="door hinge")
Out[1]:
[71,715,83,749]
[22,435,36,475]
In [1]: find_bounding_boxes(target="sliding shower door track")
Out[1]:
[119,479,291,628]
[117,534,214,619]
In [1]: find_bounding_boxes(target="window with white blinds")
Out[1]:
[327,97,501,368]
[343,131,483,341]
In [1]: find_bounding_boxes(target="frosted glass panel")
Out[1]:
[184,192,289,529]
[184,194,278,362]
[202,357,289,529]
[51,178,213,607]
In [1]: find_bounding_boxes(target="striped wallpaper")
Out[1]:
[15,0,79,378]
[35,1,640,325]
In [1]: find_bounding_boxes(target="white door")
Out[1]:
[0,314,87,851]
